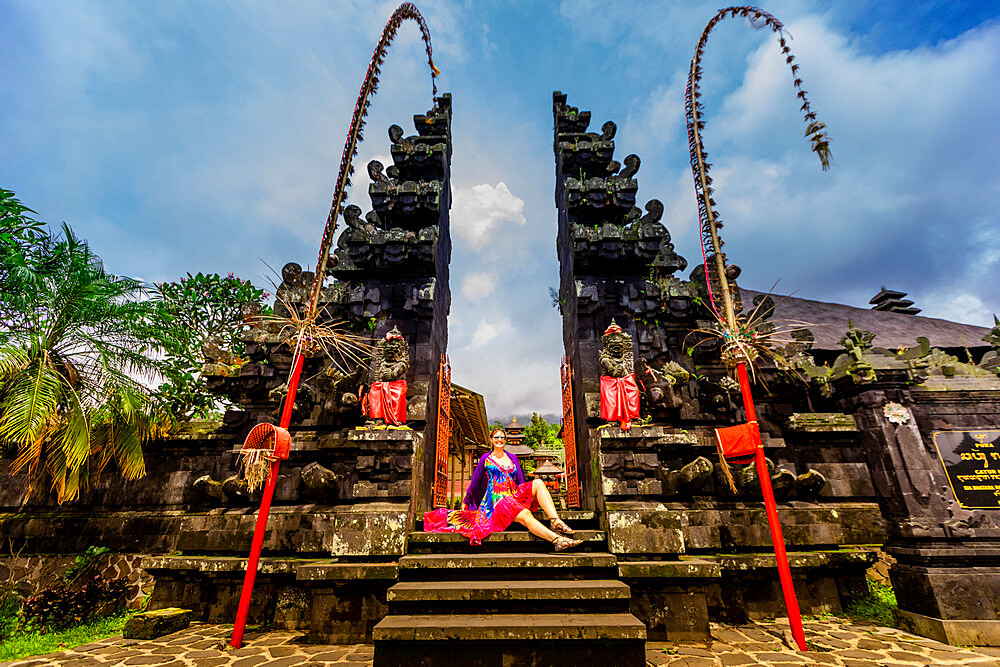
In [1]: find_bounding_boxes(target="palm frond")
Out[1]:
[92,388,150,481]
[0,354,62,449]
[56,378,91,472]
[0,218,159,502]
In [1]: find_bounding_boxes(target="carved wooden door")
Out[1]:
[432,354,451,508]
[561,356,580,508]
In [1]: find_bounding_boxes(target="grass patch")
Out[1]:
[844,577,897,627]
[0,611,131,662]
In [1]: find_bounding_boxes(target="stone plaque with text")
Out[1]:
[933,430,1000,509]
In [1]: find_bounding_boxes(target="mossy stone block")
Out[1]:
[123,607,194,639]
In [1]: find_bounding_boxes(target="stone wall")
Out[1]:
[0,553,153,609]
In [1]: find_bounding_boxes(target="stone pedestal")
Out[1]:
[850,378,1000,644]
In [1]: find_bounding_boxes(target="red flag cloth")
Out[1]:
[367,379,407,425]
[600,373,641,430]
[714,421,761,463]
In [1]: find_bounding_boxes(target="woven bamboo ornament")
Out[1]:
[714,420,761,493]
[238,423,291,492]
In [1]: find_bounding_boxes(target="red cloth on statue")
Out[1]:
[600,373,640,430]
[367,379,407,425]
[714,421,760,463]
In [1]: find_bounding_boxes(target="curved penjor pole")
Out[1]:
[683,6,834,652]
[230,3,439,649]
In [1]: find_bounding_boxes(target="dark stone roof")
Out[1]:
[740,289,992,351]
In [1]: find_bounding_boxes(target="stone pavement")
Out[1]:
[647,618,1000,666]
[4,617,1000,667]
[0,625,373,667]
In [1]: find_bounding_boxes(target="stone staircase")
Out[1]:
[372,511,647,666]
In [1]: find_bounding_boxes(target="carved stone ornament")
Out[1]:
[883,402,911,425]
[599,319,634,378]
[372,326,410,382]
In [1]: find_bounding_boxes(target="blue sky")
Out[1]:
[3,1,999,418]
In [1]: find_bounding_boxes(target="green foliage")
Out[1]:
[522,413,559,449]
[0,189,55,332]
[0,195,165,503]
[844,578,897,627]
[0,589,18,642]
[0,610,130,661]
[152,272,271,421]
[63,546,111,585]
[7,545,124,639]
[19,576,127,634]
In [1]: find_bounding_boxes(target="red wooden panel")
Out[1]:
[432,355,451,508]
[561,356,580,508]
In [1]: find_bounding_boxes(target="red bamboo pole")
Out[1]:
[231,352,305,649]
[736,361,808,652]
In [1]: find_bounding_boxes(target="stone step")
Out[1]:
[385,578,631,615]
[397,551,618,581]
[387,579,630,603]
[375,635,645,666]
[373,612,646,641]
[415,509,597,531]
[406,529,605,553]
[400,551,615,568]
[536,510,595,521]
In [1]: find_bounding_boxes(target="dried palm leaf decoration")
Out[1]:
[263,1,438,407]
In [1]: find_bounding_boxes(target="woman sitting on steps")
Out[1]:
[423,426,583,551]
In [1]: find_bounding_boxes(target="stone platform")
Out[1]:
[7,618,1000,666]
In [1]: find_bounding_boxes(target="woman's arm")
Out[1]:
[463,454,487,510]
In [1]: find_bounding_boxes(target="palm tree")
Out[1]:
[0,223,164,503]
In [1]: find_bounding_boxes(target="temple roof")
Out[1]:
[532,461,564,476]
[740,289,992,351]
[505,416,524,433]
[533,447,563,460]
[505,443,534,457]
[451,383,489,449]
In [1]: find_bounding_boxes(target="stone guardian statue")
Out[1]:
[599,320,641,430]
[364,327,409,426]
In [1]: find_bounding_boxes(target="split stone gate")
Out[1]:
[0,92,999,650]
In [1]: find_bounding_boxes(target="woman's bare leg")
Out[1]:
[514,508,560,542]
[531,478,559,519]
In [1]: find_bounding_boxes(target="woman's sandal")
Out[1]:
[548,517,575,535]
[552,535,583,552]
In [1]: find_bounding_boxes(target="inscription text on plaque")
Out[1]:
[933,429,1000,510]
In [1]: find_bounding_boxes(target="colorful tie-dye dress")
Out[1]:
[423,454,538,545]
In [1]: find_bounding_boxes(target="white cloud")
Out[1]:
[451,182,526,250]
[461,271,497,300]
[633,16,1000,326]
[7,1,1000,419]
[920,291,994,328]
[470,317,510,348]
